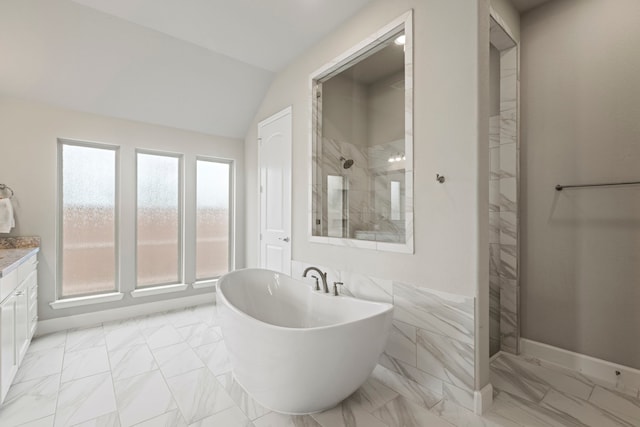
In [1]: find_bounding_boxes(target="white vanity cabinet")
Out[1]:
[0,251,38,404]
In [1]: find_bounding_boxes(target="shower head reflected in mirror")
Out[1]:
[340,156,354,169]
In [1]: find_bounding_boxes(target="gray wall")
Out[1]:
[367,71,405,147]
[0,97,245,321]
[521,0,640,369]
[322,74,369,149]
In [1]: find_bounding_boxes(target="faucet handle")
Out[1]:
[311,275,320,291]
[333,282,344,296]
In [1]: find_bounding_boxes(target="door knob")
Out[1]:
[279,237,290,242]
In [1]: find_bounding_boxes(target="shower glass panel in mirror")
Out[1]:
[310,11,413,253]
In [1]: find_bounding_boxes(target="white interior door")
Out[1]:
[258,107,292,274]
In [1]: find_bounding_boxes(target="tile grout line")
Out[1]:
[103,324,122,426]
[139,369,180,426]
[216,373,261,422]
[143,313,190,425]
[110,307,192,425]
[16,414,55,427]
[51,330,69,427]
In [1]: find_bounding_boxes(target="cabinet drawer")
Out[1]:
[17,256,37,283]
[0,269,18,302]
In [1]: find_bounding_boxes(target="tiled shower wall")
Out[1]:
[489,44,519,356]
[291,260,477,411]
[320,137,371,236]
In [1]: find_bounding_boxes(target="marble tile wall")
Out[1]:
[318,137,410,243]
[489,43,520,357]
[499,46,519,355]
[320,137,372,237]
[291,260,477,411]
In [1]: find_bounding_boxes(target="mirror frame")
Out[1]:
[308,10,414,253]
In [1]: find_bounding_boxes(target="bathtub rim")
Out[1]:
[217,268,393,333]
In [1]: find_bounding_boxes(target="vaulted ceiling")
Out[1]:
[1,0,550,138]
[0,0,375,138]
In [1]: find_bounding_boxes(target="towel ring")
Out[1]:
[0,184,14,198]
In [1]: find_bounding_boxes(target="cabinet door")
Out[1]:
[15,282,29,363]
[0,294,18,403]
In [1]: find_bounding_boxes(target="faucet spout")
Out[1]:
[302,267,329,293]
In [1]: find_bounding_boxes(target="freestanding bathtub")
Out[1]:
[216,268,393,414]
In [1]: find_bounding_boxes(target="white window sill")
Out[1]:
[50,292,124,310]
[192,279,218,289]
[130,283,189,298]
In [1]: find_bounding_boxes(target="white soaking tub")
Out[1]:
[216,268,393,414]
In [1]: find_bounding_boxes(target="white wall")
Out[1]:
[0,97,244,321]
[521,0,640,369]
[0,0,272,138]
[245,0,487,298]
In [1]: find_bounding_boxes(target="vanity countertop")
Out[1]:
[0,237,40,278]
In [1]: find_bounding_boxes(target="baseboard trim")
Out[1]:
[474,383,493,415]
[36,292,215,336]
[520,338,640,392]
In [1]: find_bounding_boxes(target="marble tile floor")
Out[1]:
[1,303,639,426]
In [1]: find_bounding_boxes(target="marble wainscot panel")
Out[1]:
[387,281,476,410]
[291,260,477,411]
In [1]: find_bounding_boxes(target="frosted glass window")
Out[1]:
[60,142,117,297]
[196,159,231,280]
[137,152,181,287]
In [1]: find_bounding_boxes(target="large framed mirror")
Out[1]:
[309,11,413,253]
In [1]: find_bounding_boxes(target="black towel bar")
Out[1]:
[555,181,640,191]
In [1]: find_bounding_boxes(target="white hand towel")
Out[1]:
[0,198,15,233]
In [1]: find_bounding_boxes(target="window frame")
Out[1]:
[194,156,235,284]
[56,138,120,300]
[134,148,185,289]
